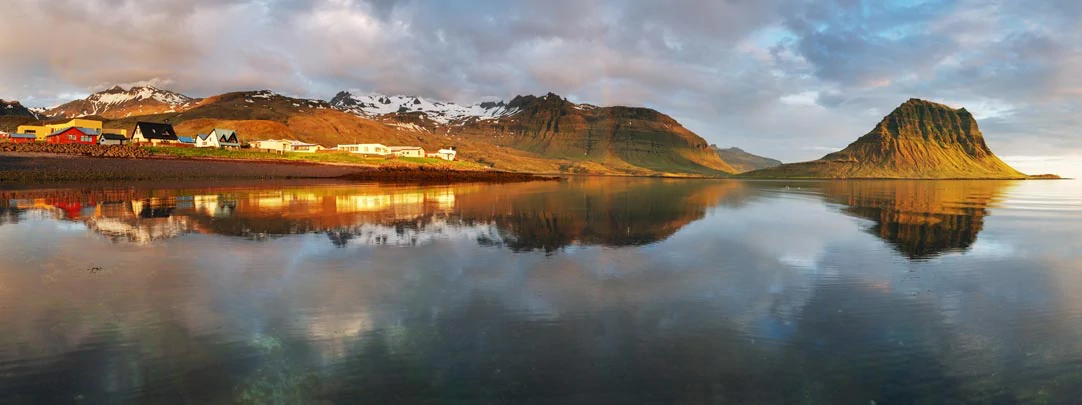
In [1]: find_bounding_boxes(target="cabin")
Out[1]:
[9,133,37,143]
[198,128,240,148]
[131,122,178,145]
[45,127,98,144]
[427,147,458,161]
[98,133,129,146]
[388,146,426,158]
[338,143,391,156]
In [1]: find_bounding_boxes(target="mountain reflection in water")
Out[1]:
[0,179,749,251]
[1,179,1081,403]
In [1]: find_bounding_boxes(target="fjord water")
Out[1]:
[0,178,1080,404]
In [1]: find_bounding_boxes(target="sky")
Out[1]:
[1,0,1080,176]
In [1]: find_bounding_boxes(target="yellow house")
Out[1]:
[16,119,126,141]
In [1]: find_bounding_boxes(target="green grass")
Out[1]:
[143,146,485,169]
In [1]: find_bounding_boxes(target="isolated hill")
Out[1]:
[743,99,1026,179]
[0,99,40,119]
[711,146,781,173]
[45,86,196,119]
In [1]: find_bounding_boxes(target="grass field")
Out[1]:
[144,146,483,169]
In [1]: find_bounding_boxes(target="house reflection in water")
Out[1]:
[0,184,472,246]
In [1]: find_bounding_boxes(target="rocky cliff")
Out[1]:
[743,99,1025,179]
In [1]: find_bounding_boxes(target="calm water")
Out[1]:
[0,178,1080,404]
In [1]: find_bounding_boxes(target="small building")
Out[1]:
[388,146,425,158]
[251,139,322,153]
[251,139,291,152]
[178,136,196,146]
[197,128,240,148]
[338,143,391,156]
[131,122,179,145]
[45,127,98,144]
[98,133,129,146]
[289,141,322,153]
[427,147,458,161]
[9,133,37,143]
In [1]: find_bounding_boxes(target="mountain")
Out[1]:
[743,99,1026,179]
[329,92,518,125]
[711,146,781,173]
[452,93,736,174]
[45,86,196,119]
[0,99,40,119]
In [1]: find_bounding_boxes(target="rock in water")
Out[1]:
[743,98,1026,179]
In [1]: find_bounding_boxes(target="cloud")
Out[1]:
[1,0,1081,172]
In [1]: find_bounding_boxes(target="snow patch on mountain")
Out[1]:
[329,91,519,125]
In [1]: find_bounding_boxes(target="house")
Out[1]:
[178,136,196,146]
[131,122,179,144]
[17,119,125,142]
[338,143,391,156]
[251,139,323,153]
[289,141,322,153]
[98,133,129,146]
[9,133,37,143]
[197,128,240,148]
[427,147,458,161]
[212,128,241,148]
[45,127,99,144]
[388,146,426,158]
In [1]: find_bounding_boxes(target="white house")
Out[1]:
[197,129,241,148]
[338,143,391,156]
[250,139,322,153]
[98,133,129,146]
[388,146,426,158]
[427,147,458,161]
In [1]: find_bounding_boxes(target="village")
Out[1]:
[0,118,459,161]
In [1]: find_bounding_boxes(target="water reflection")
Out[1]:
[0,179,749,251]
[1,179,1080,403]
[816,181,1013,259]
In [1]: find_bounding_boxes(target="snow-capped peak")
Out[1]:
[87,85,192,106]
[329,91,519,125]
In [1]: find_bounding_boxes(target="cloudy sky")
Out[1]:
[1,0,1079,175]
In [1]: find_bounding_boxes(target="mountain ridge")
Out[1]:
[45,86,197,119]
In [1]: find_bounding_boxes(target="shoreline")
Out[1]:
[0,152,559,185]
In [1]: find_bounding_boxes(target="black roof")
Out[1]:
[133,122,178,140]
[100,133,128,141]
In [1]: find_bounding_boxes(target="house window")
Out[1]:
[81,136,92,142]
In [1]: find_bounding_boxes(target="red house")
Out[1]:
[46,127,99,144]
